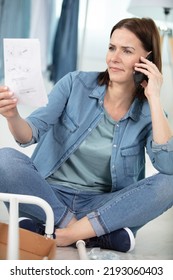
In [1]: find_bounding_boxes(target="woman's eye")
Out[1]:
[123,49,132,54]
[109,46,115,51]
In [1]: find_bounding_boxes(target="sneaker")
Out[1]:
[85,227,135,253]
[19,218,56,239]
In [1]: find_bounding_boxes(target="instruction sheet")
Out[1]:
[3,38,48,107]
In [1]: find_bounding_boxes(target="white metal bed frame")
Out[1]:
[0,193,54,260]
[0,193,89,260]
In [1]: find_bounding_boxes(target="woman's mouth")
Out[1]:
[109,67,124,72]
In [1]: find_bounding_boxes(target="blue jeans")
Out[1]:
[0,148,173,237]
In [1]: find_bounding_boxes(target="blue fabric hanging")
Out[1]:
[50,0,79,83]
[0,0,31,81]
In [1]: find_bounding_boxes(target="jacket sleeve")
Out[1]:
[17,72,76,147]
[146,133,173,174]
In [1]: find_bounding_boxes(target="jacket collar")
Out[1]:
[89,84,106,99]
[125,98,143,122]
[90,85,143,122]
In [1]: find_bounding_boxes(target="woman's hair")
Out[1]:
[98,17,162,99]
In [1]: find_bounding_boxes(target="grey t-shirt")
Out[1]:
[47,111,116,192]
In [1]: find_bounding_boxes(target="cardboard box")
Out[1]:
[0,222,56,260]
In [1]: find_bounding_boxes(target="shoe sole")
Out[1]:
[124,227,135,252]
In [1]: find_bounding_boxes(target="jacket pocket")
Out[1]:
[121,144,145,176]
[53,111,79,144]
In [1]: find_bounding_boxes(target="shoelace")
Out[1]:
[96,234,112,249]
[85,234,111,249]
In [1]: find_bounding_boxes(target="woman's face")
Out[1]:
[106,27,149,85]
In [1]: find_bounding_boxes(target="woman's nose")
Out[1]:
[111,51,121,62]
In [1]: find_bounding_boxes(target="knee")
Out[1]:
[0,148,14,175]
[0,148,14,165]
[157,173,173,203]
[0,147,29,172]
[162,173,173,188]
[0,147,18,164]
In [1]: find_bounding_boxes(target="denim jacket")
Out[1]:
[22,71,173,191]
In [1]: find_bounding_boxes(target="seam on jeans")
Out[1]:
[98,179,153,215]
[71,192,78,212]
[55,208,73,228]
[87,211,109,236]
[96,212,110,235]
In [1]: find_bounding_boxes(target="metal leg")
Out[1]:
[0,193,54,260]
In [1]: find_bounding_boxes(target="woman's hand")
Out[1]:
[0,85,33,143]
[0,86,18,119]
[135,57,173,144]
[134,56,163,101]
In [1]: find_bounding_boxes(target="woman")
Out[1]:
[0,17,173,253]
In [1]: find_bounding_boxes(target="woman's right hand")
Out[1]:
[0,86,18,119]
[0,85,33,143]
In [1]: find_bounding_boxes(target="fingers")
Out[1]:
[0,86,9,99]
[0,86,9,98]
[0,86,16,102]
[0,97,17,108]
[0,86,8,91]
[0,86,18,115]
[135,56,158,73]
[134,56,162,80]
[134,56,163,98]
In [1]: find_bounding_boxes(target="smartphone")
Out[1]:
[133,52,153,86]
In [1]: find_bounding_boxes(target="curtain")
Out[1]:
[49,0,79,83]
[29,0,56,73]
[0,0,31,81]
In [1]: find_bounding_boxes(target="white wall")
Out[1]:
[78,0,132,71]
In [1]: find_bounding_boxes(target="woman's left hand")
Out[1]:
[134,56,163,100]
